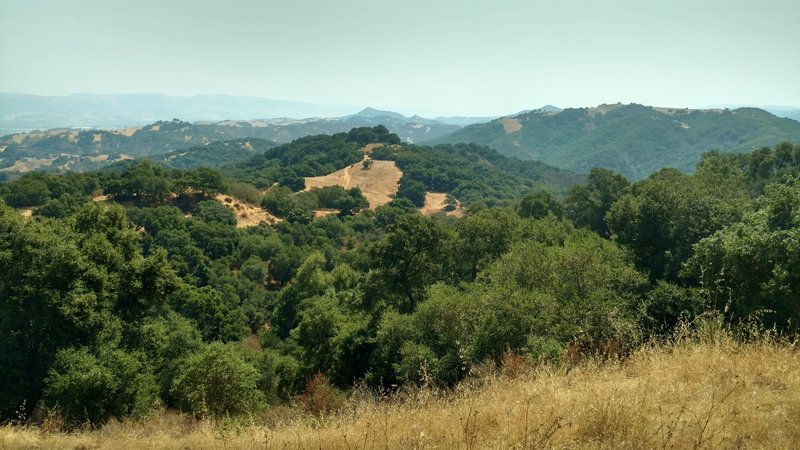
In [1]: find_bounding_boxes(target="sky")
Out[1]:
[1,0,798,116]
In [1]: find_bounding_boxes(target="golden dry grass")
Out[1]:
[500,117,523,134]
[111,126,142,137]
[420,192,464,218]
[304,159,402,210]
[214,194,279,228]
[3,334,798,449]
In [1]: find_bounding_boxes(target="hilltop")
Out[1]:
[429,103,800,179]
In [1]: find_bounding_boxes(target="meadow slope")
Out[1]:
[3,334,797,449]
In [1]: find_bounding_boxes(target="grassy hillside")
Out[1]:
[429,104,800,179]
[154,138,275,169]
[2,334,796,449]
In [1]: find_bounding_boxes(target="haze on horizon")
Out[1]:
[1,0,798,117]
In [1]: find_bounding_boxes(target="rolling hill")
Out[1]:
[428,103,800,179]
[0,111,461,175]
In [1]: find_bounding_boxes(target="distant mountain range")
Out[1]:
[0,109,464,174]
[0,93,497,134]
[428,103,800,179]
[0,93,363,133]
[704,104,800,121]
[3,96,800,181]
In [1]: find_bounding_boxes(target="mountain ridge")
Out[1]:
[428,103,800,179]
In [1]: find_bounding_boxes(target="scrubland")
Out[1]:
[3,329,797,450]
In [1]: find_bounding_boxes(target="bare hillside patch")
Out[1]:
[112,127,142,137]
[313,208,340,218]
[214,194,279,228]
[1,158,54,173]
[420,192,463,217]
[304,159,402,209]
[500,117,522,133]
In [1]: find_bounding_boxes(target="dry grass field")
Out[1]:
[214,194,279,228]
[420,192,464,218]
[304,159,402,209]
[2,330,798,449]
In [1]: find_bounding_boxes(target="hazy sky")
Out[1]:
[1,0,798,116]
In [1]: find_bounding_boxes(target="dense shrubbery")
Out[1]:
[1,137,798,428]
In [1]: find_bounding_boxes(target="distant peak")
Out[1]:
[354,107,407,120]
[538,104,562,112]
[512,105,562,117]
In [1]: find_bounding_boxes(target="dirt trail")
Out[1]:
[342,166,351,189]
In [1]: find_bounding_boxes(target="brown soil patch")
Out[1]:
[362,143,384,153]
[10,134,25,144]
[92,194,109,202]
[500,117,523,134]
[18,208,34,218]
[88,154,109,162]
[1,158,54,173]
[214,194,279,228]
[0,145,6,153]
[114,127,142,137]
[150,125,161,132]
[420,192,464,218]
[313,208,340,218]
[304,159,402,209]
[92,133,102,143]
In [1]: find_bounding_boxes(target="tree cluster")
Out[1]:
[1,139,798,429]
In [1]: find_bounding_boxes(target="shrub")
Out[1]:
[298,373,345,416]
[43,347,159,427]
[170,343,264,417]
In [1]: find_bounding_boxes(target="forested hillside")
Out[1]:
[1,128,798,432]
[430,104,800,179]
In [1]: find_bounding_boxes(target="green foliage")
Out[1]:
[261,186,297,217]
[104,160,174,205]
[182,167,227,196]
[0,171,99,207]
[518,190,562,219]
[480,230,648,354]
[396,176,427,207]
[43,347,159,427]
[34,193,90,218]
[170,343,264,417]
[194,199,237,226]
[564,168,629,236]
[684,180,800,326]
[169,285,248,342]
[449,207,523,280]
[158,139,274,169]
[2,140,799,423]
[606,162,748,281]
[432,105,800,179]
[368,215,450,312]
[226,126,394,189]
[372,142,580,208]
[293,185,370,216]
[0,202,178,419]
